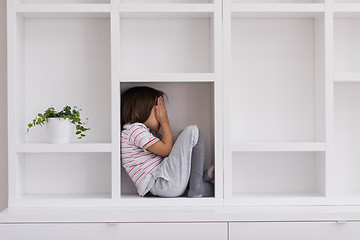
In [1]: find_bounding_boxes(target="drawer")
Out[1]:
[0,223,118,240]
[0,222,227,240]
[118,222,227,240]
[229,222,360,240]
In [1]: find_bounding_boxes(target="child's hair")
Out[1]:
[121,86,166,128]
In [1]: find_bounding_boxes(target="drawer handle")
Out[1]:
[107,222,120,226]
[336,220,348,224]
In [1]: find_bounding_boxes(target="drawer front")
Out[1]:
[0,222,227,240]
[229,222,360,240]
[0,223,118,240]
[117,222,227,240]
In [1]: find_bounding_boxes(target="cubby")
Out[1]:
[231,152,325,198]
[21,18,111,144]
[231,17,324,142]
[120,82,215,197]
[17,153,111,199]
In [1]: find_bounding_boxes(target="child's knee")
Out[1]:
[183,125,199,140]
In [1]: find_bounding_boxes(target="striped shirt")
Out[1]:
[121,123,163,196]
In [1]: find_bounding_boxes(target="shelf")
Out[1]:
[16,143,112,153]
[119,73,215,83]
[232,142,326,152]
[22,193,111,200]
[232,192,324,199]
[334,4,360,18]
[119,195,221,207]
[231,3,324,18]
[119,4,214,19]
[334,72,360,83]
[16,4,111,18]
[226,192,326,206]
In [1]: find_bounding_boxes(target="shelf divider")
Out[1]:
[119,73,215,83]
[16,4,111,18]
[334,72,360,83]
[16,143,112,153]
[231,3,325,18]
[231,142,326,152]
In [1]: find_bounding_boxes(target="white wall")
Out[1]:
[0,0,8,211]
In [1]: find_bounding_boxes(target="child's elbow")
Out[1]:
[160,146,173,157]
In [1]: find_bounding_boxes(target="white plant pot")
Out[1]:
[46,118,74,144]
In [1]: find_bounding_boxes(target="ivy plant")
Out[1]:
[27,105,90,139]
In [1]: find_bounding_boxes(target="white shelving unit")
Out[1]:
[6,0,360,209]
[7,0,223,207]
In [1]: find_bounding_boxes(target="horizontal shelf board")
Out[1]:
[231,3,324,18]
[231,142,326,152]
[334,72,360,83]
[119,73,215,83]
[119,12,212,19]
[22,193,111,200]
[334,4,360,18]
[119,3,214,13]
[16,143,112,153]
[226,192,327,206]
[4,206,360,223]
[120,194,222,207]
[118,4,214,18]
[332,192,360,199]
[16,4,110,18]
[232,192,324,198]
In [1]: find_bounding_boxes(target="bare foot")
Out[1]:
[203,165,214,182]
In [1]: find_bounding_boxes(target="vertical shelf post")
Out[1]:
[325,0,334,198]
[223,0,232,199]
[111,0,121,201]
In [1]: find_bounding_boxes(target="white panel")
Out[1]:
[334,19,360,73]
[118,223,227,240]
[121,18,211,73]
[231,18,315,141]
[232,152,317,194]
[229,222,360,240]
[0,223,117,240]
[20,153,111,195]
[23,19,111,143]
[0,223,227,240]
[334,84,360,193]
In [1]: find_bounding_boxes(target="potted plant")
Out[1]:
[27,105,90,144]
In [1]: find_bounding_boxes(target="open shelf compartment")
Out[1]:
[16,153,112,201]
[119,82,216,199]
[334,83,360,198]
[230,15,325,143]
[231,152,326,201]
[119,13,214,74]
[14,16,111,144]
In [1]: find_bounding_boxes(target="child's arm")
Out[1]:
[147,97,173,157]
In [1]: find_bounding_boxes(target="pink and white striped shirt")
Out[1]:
[121,123,163,196]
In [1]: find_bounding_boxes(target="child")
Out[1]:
[121,86,214,198]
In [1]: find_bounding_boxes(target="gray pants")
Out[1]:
[149,125,213,197]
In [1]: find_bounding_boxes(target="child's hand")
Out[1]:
[155,96,169,126]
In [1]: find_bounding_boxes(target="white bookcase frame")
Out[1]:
[6,0,360,208]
